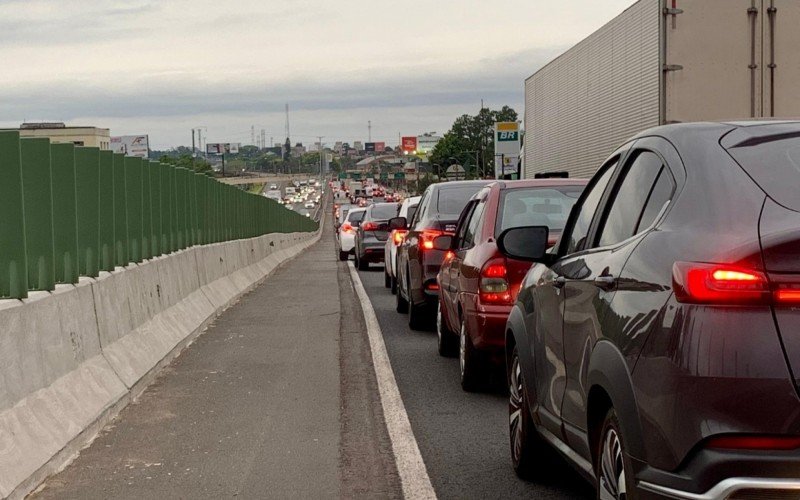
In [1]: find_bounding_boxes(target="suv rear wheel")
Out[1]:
[597,409,633,500]
[408,297,429,331]
[396,274,409,313]
[509,345,549,479]
[339,250,349,261]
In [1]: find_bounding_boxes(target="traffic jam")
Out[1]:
[333,120,800,499]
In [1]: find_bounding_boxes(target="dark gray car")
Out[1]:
[354,203,399,270]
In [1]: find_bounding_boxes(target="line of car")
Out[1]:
[351,121,800,499]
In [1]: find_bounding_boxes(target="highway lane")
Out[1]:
[354,263,594,500]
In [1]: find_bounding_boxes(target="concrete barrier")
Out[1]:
[0,220,322,499]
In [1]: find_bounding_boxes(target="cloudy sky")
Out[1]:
[0,0,633,149]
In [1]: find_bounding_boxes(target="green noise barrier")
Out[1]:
[0,134,317,299]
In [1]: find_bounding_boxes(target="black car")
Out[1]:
[354,202,398,270]
[394,180,493,330]
[499,121,800,499]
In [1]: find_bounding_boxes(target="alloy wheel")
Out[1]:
[509,353,524,464]
[598,426,627,500]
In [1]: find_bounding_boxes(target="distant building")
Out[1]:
[0,123,112,149]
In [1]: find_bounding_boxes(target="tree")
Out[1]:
[430,105,518,178]
[159,154,215,177]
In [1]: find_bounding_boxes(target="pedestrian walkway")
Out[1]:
[34,225,342,499]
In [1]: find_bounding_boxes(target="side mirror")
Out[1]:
[388,217,407,230]
[497,226,549,262]
[432,235,453,251]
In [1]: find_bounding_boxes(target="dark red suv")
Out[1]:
[500,121,800,499]
[434,179,587,391]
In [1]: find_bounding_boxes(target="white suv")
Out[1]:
[384,196,420,292]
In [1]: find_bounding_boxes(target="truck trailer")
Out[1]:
[524,0,800,179]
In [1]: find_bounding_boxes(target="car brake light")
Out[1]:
[393,229,408,246]
[772,274,800,305]
[707,435,800,451]
[341,223,354,234]
[480,259,514,305]
[419,229,446,251]
[362,222,378,232]
[673,262,771,305]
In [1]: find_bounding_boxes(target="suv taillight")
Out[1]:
[480,258,514,305]
[341,222,354,234]
[672,261,800,306]
[362,221,378,232]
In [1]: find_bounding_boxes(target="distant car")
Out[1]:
[354,203,398,270]
[435,179,587,391]
[385,196,421,293]
[337,208,366,261]
[269,183,278,190]
[394,180,494,330]
[304,200,315,209]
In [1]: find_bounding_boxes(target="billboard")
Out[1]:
[375,142,386,152]
[494,122,521,178]
[401,136,418,154]
[364,142,376,153]
[206,143,240,155]
[110,135,149,158]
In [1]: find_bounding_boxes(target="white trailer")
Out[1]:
[524,0,800,179]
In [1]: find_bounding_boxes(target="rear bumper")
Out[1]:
[358,239,386,262]
[635,449,800,499]
[339,233,356,252]
[472,305,512,352]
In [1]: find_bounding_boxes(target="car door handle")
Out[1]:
[553,276,566,289]
[594,275,617,291]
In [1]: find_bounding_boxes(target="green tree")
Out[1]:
[430,105,518,178]
[159,154,215,177]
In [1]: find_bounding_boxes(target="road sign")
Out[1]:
[494,122,520,178]
[338,172,347,180]
[446,164,466,180]
[393,172,406,180]
[380,172,389,180]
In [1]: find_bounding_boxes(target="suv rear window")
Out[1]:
[727,136,800,210]
[437,185,487,216]
[370,203,399,220]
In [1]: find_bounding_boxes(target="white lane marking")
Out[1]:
[347,262,437,500]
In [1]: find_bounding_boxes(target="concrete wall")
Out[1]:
[0,224,321,499]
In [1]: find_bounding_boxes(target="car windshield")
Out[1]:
[727,135,800,211]
[496,186,584,234]
[437,185,486,216]
[370,203,398,220]
[406,204,419,223]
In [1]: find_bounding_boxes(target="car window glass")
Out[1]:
[437,185,487,216]
[462,200,486,248]
[348,211,365,223]
[454,201,477,249]
[406,204,418,223]
[564,161,618,254]
[371,203,399,220]
[597,151,664,247]
[636,167,674,233]
[412,191,430,228]
[496,186,584,234]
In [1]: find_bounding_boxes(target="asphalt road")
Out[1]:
[354,262,594,500]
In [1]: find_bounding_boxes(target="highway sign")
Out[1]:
[446,164,466,180]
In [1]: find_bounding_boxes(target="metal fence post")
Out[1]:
[0,132,28,298]
[113,153,129,268]
[51,143,80,284]
[75,147,101,277]
[150,161,162,257]
[125,156,143,263]
[98,150,115,272]
[141,158,152,260]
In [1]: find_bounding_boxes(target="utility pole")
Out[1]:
[251,125,255,146]
[318,136,324,179]
[368,120,372,142]
[191,129,196,157]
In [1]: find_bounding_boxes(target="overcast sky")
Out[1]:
[0,0,634,149]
